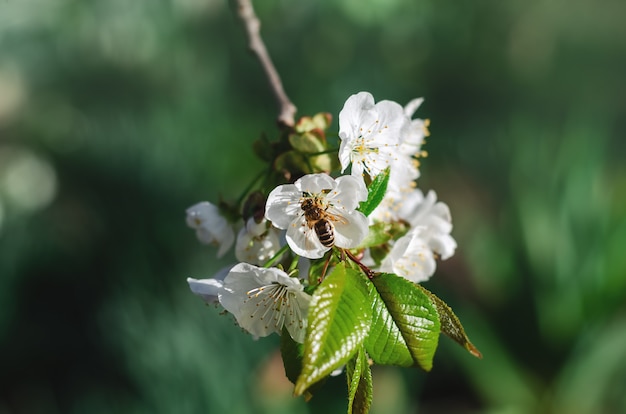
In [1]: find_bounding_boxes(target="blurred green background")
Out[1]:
[1,0,625,413]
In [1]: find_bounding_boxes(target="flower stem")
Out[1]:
[343,249,376,279]
[263,244,290,268]
[235,169,265,208]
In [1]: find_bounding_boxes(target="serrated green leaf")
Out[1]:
[368,273,441,371]
[294,263,372,396]
[365,280,413,367]
[346,345,373,414]
[417,285,483,359]
[358,168,390,217]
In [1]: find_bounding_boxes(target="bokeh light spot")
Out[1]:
[1,147,57,213]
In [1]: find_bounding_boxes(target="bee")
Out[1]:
[300,193,344,248]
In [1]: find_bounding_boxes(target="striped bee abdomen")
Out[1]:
[314,220,334,247]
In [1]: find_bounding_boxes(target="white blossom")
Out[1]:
[186,201,235,258]
[219,263,311,343]
[265,173,368,259]
[380,189,456,282]
[235,217,283,265]
[187,266,231,304]
[369,97,431,222]
[400,97,429,158]
[338,92,406,181]
[380,229,436,283]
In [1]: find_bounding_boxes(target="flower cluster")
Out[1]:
[186,91,456,343]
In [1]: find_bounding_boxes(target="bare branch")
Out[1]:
[232,0,297,128]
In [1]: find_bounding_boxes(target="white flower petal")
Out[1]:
[338,138,352,173]
[186,201,235,257]
[332,210,369,249]
[219,263,310,343]
[187,277,225,304]
[187,265,231,304]
[333,175,368,209]
[265,184,301,229]
[235,219,283,265]
[381,230,435,283]
[404,97,424,118]
[338,92,407,180]
[295,173,336,194]
[286,217,328,259]
[216,226,236,258]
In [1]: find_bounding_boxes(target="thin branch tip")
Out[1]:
[232,0,297,128]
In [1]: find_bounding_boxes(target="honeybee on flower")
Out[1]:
[265,173,368,259]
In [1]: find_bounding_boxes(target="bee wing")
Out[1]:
[303,225,321,252]
[286,217,328,259]
[326,212,349,225]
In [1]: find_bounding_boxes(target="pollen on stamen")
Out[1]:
[423,119,431,137]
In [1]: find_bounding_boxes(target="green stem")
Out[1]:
[235,169,265,208]
[287,254,299,273]
[263,244,290,268]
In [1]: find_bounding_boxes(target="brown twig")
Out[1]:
[232,0,297,129]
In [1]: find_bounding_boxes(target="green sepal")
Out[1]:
[274,150,310,175]
[294,263,372,396]
[346,345,373,414]
[358,168,390,217]
[417,285,483,359]
[253,134,274,162]
[295,112,332,134]
[367,273,441,371]
[289,132,326,154]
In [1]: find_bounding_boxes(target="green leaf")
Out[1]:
[280,329,304,385]
[367,273,441,371]
[357,222,394,249]
[294,263,372,396]
[281,331,323,401]
[358,168,390,217]
[346,345,373,414]
[417,285,483,359]
[357,220,409,250]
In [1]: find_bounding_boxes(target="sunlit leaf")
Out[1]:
[294,263,371,396]
[368,273,441,371]
[358,167,390,217]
